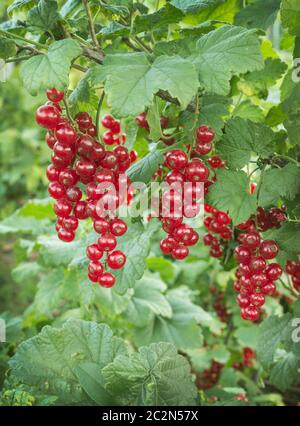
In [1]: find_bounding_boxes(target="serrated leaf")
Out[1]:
[127,150,164,183]
[125,276,172,326]
[281,0,300,36]
[147,99,163,141]
[100,22,129,38]
[192,25,263,95]
[101,53,199,117]
[198,94,230,138]
[269,352,300,391]
[134,289,212,350]
[7,0,36,14]
[75,361,116,405]
[216,118,274,169]
[258,163,300,206]
[0,38,17,59]
[257,314,293,369]
[206,169,257,225]
[9,320,128,404]
[154,37,198,57]
[232,100,264,123]
[102,342,198,406]
[264,223,300,255]
[235,0,281,31]
[20,39,82,95]
[171,0,222,14]
[133,4,183,34]
[284,108,300,146]
[28,0,60,32]
[110,220,160,294]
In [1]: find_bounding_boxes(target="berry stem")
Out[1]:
[62,98,75,125]
[96,91,105,140]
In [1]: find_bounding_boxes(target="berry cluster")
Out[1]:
[37,88,136,288]
[203,204,232,258]
[234,232,282,321]
[236,207,286,232]
[286,261,300,290]
[212,290,230,323]
[195,361,223,390]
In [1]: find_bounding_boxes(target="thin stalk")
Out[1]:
[63,98,75,125]
[96,91,105,140]
[5,55,33,63]
[82,0,101,49]
[0,29,45,49]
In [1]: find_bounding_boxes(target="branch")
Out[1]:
[82,0,101,49]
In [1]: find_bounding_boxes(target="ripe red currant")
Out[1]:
[107,250,126,269]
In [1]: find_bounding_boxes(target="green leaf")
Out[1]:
[198,94,230,138]
[7,0,36,14]
[101,53,199,117]
[100,22,129,38]
[192,25,263,95]
[240,58,288,98]
[20,39,82,95]
[125,275,172,326]
[0,38,17,59]
[127,150,164,183]
[257,314,293,369]
[147,99,163,141]
[235,0,281,31]
[216,118,274,169]
[194,0,240,24]
[20,198,55,219]
[28,0,60,32]
[171,0,222,14]
[75,361,116,405]
[232,100,264,123]
[133,4,183,34]
[9,320,128,404]
[269,352,300,391]
[206,169,257,225]
[110,220,160,294]
[264,223,300,255]
[134,289,212,350]
[258,164,300,206]
[281,0,300,36]
[102,342,198,406]
[284,108,300,146]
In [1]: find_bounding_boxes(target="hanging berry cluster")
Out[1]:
[203,204,232,258]
[36,88,137,289]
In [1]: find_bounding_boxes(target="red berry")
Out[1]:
[129,149,138,163]
[136,112,149,129]
[98,233,117,251]
[56,124,76,146]
[48,181,66,199]
[249,256,266,273]
[101,115,115,129]
[185,231,199,246]
[265,263,282,281]
[244,305,260,321]
[110,120,121,135]
[101,152,118,170]
[103,130,116,146]
[259,240,279,260]
[234,246,251,264]
[243,232,261,250]
[194,142,212,155]
[59,168,78,188]
[250,293,265,307]
[77,135,94,158]
[46,164,61,182]
[98,272,116,288]
[184,160,209,182]
[75,159,96,177]
[196,125,215,144]
[160,237,175,254]
[173,225,194,243]
[160,116,169,129]
[216,211,231,226]
[93,218,110,234]
[172,245,189,260]
[261,281,276,295]
[110,218,127,236]
[75,112,92,130]
[203,233,214,246]
[86,244,104,261]
[46,88,64,103]
[250,273,268,287]
[237,294,250,308]
[208,156,224,169]
[62,216,78,231]
[107,250,126,269]
[54,199,72,217]
[94,169,115,185]
[114,146,129,163]
[74,201,88,220]
[57,228,75,242]
[165,150,188,170]
[88,261,104,277]
[66,186,82,203]
[46,132,57,149]
[36,105,60,129]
